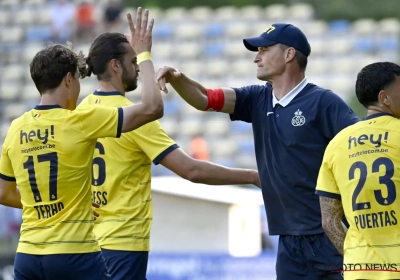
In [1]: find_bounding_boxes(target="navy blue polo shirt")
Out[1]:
[231,82,359,235]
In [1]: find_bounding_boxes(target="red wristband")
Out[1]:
[205,88,225,111]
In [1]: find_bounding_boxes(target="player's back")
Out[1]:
[79,92,176,251]
[1,104,121,254]
[326,113,400,277]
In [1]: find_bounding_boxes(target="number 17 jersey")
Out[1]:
[0,104,123,255]
[316,113,400,279]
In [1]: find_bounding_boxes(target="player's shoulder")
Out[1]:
[7,111,33,132]
[305,83,343,101]
[3,111,37,141]
[328,121,365,149]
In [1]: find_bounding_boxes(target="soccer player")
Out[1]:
[78,32,260,280]
[0,8,164,280]
[155,23,360,279]
[316,62,400,280]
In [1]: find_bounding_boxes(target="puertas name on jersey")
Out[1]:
[347,131,397,230]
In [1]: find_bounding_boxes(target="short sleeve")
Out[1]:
[315,145,340,200]
[230,85,264,123]
[0,141,15,181]
[128,121,178,165]
[320,91,360,139]
[76,106,123,140]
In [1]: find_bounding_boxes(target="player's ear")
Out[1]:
[65,72,72,88]
[110,58,121,74]
[285,47,296,63]
[379,90,390,106]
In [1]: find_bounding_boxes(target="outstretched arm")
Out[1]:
[155,67,237,114]
[159,148,260,187]
[320,196,347,255]
[121,8,164,133]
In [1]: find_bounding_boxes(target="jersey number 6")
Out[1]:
[92,142,106,187]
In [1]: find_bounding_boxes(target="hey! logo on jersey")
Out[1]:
[348,132,389,149]
[20,125,55,145]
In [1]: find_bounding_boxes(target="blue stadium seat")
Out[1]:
[164,100,180,115]
[231,121,252,134]
[204,23,225,38]
[25,27,51,43]
[328,20,351,33]
[379,37,399,50]
[353,37,376,52]
[153,24,174,39]
[203,43,224,57]
[238,140,255,154]
[155,165,175,176]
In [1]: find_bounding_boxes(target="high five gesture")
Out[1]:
[126,8,153,54]
[120,8,164,132]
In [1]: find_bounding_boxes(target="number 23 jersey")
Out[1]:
[0,104,123,255]
[316,113,400,269]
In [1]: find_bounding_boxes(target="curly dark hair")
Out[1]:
[30,42,86,94]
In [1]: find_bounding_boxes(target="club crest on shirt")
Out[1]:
[291,109,306,126]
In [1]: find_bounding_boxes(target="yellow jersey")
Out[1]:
[0,104,122,255]
[316,113,400,280]
[78,91,177,251]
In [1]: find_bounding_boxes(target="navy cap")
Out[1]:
[243,23,311,57]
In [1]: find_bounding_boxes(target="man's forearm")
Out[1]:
[139,60,163,114]
[190,160,258,186]
[170,74,208,110]
[320,196,347,255]
[324,218,347,255]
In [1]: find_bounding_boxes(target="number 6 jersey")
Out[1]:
[78,91,177,252]
[0,104,123,255]
[316,112,400,280]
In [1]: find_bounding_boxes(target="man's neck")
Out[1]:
[366,105,393,117]
[271,72,305,101]
[98,80,126,96]
[39,90,70,109]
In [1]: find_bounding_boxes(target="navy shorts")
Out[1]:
[276,233,343,280]
[102,249,148,280]
[14,252,110,280]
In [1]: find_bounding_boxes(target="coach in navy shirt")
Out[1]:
[156,23,359,279]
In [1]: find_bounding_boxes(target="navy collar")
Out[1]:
[363,112,393,120]
[93,90,123,96]
[34,105,62,110]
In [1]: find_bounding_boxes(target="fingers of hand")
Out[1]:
[126,13,135,36]
[93,211,100,217]
[147,18,155,34]
[92,202,100,208]
[173,70,181,77]
[158,78,167,93]
[141,9,149,36]
[136,7,143,33]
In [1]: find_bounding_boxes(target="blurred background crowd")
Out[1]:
[1,0,399,261]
